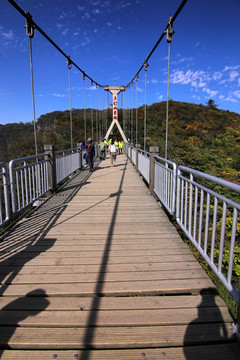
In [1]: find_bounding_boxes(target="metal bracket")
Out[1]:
[144,60,149,71]
[25,11,35,38]
[165,17,175,43]
[67,56,72,70]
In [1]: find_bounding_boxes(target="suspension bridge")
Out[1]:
[0,0,240,358]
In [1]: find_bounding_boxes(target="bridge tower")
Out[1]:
[104,86,128,143]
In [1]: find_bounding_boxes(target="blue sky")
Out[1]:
[1,0,240,125]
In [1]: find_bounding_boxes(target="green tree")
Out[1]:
[206,99,218,109]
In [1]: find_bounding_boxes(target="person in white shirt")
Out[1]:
[109,140,118,167]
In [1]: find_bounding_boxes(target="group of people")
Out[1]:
[81,138,124,172]
[99,139,123,167]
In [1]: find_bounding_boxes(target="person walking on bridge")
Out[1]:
[118,140,123,154]
[86,138,95,172]
[109,140,118,167]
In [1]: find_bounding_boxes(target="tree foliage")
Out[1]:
[1,101,240,186]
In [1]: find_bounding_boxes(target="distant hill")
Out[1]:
[1,101,240,184]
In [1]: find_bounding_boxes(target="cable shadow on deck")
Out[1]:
[79,158,128,360]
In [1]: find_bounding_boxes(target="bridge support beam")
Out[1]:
[104,86,128,143]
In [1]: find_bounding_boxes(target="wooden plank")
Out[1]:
[1,278,214,296]
[2,268,210,284]
[0,323,234,349]
[10,248,192,258]
[0,261,203,275]
[1,254,201,266]
[0,344,239,359]
[0,307,233,327]
[0,295,227,311]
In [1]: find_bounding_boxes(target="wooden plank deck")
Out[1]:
[0,154,239,359]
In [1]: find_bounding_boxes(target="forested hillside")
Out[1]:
[1,101,240,184]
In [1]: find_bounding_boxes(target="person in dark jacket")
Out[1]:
[86,138,95,171]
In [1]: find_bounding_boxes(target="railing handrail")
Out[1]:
[9,153,47,166]
[155,154,177,169]
[179,165,240,193]
[55,147,78,155]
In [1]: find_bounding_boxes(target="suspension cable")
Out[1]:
[25,12,38,155]
[90,81,94,140]
[126,0,188,87]
[83,74,86,144]
[8,0,104,88]
[66,57,73,148]
[144,60,149,152]
[165,17,174,160]
[135,75,139,145]
[131,82,134,143]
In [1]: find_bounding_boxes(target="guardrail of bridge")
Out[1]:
[0,162,10,225]
[138,149,150,184]
[0,144,100,227]
[9,154,51,214]
[125,144,240,336]
[55,148,80,185]
[176,166,240,304]
[154,155,177,214]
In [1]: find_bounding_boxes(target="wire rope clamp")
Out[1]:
[25,11,35,38]
[164,17,175,43]
[66,55,72,70]
[144,59,149,72]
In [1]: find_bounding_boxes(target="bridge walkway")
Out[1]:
[0,154,238,359]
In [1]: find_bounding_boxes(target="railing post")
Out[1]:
[130,143,133,162]
[44,144,56,193]
[149,146,159,195]
[77,143,82,170]
[135,144,141,172]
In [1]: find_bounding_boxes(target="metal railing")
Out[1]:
[9,154,51,214]
[0,162,10,225]
[125,143,240,322]
[154,156,177,214]
[132,147,137,166]
[176,166,240,303]
[0,144,100,227]
[138,149,150,184]
[56,148,80,184]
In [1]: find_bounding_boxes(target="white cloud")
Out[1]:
[62,28,69,36]
[213,71,223,81]
[77,6,85,11]
[52,93,66,98]
[81,36,90,46]
[226,96,238,103]
[203,88,218,97]
[223,65,240,72]
[1,29,14,40]
[229,71,239,81]
[92,9,100,15]
[82,12,90,20]
[171,70,210,88]
[232,90,240,98]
